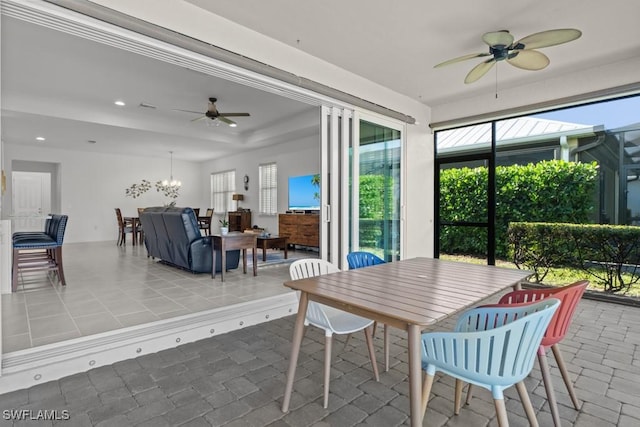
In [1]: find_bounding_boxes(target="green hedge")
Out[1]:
[509,222,640,293]
[440,160,598,257]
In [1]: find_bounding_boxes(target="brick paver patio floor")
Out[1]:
[0,294,638,426]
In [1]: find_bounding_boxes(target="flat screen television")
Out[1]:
[288,174,320,211]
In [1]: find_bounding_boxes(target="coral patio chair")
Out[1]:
[421,298,561,427]
[346,251,390,371]
[469,280,589,426]
[289,259,379,408]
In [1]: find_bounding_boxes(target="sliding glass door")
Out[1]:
[320,109,404,267]
[352,119,403,262]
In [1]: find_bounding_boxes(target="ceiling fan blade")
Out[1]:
[217,116,236,126]
[190,115,207,122]
[507,49,550,70]
[515,28,582,50]
[482,30,514,47]
[173,108,204,115]
[434,52,491,68]
[464,59,496,84]
[218,112,250,117]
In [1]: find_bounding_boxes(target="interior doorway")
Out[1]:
[10,160,60,233]
[11,171,51,232]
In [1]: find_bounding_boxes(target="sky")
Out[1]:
[532,95,640,130]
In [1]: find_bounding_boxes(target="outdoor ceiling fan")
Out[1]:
[176,97,250,127]
[435,28,582,84]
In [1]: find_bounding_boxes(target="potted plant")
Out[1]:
[219,217,229,235]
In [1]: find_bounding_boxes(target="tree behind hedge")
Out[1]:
[440,160,599,258]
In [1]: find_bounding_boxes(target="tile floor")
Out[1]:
[2,241,315,353]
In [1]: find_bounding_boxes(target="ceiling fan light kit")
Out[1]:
[435,28,582,84]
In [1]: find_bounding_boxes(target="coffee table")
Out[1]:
[256,235,288,262]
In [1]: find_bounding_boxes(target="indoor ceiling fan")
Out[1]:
[177,97,250,127]
[434,28,582,84]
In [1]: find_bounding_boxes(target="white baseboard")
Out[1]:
[0,293,298,394]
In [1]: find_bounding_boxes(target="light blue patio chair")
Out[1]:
[420,298,561,427]
[289,259,379,408]
[346,251,390,371]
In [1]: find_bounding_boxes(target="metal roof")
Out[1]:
[437,117,594,150]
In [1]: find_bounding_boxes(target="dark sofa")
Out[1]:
[139,207,239,273]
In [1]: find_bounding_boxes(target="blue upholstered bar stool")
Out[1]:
[12,214,68,292]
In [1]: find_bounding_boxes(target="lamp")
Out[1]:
[232,193,244,210]
[161,151,181,188]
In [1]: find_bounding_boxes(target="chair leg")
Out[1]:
[421,372,435,422]
[54,246,66,286]
[454,379,464,415]
[552,344,580,409]
[323,334,333,408]
[363,325,380,381]
[12,248,19,292]
[494,398,509,427]
[466,384,474,405]
[515,381,539,427]
[344,333,352,348]
[538,348,562,427]
[384,323,390,372]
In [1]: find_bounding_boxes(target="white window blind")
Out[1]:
[211,170,236,214]
[259,163,278,214]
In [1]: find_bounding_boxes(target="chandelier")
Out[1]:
[161,151,181,188]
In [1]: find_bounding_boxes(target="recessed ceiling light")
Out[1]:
[114,100,126,106]
[229,123,237,128]
[36,136,45,141]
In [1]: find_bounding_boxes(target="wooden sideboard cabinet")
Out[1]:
[228,211,251,232]
[278,213,320,247]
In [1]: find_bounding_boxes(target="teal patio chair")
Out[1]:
[421,298,561,427]
[346,251,385,269]
[346,251,390,371]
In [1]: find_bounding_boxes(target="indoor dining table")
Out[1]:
[281,257,532,427]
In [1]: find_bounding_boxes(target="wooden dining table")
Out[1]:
[281,257,532,427]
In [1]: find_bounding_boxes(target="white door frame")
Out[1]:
[350,113,406,261]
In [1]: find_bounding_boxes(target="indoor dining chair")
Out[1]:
[115,208,135,246]
[421,298,561,427]
[199,208,214,235]
[472,280,589,426]
[289,259,379,408]
[346,251,390,371]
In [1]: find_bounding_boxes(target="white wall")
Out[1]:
[201,135,319,234]
[1,145,205,243]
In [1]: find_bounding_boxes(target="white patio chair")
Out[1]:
[289,259,379,408]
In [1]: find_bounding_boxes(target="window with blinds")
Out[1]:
[259,163,278,214]
[211,170,236,213]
